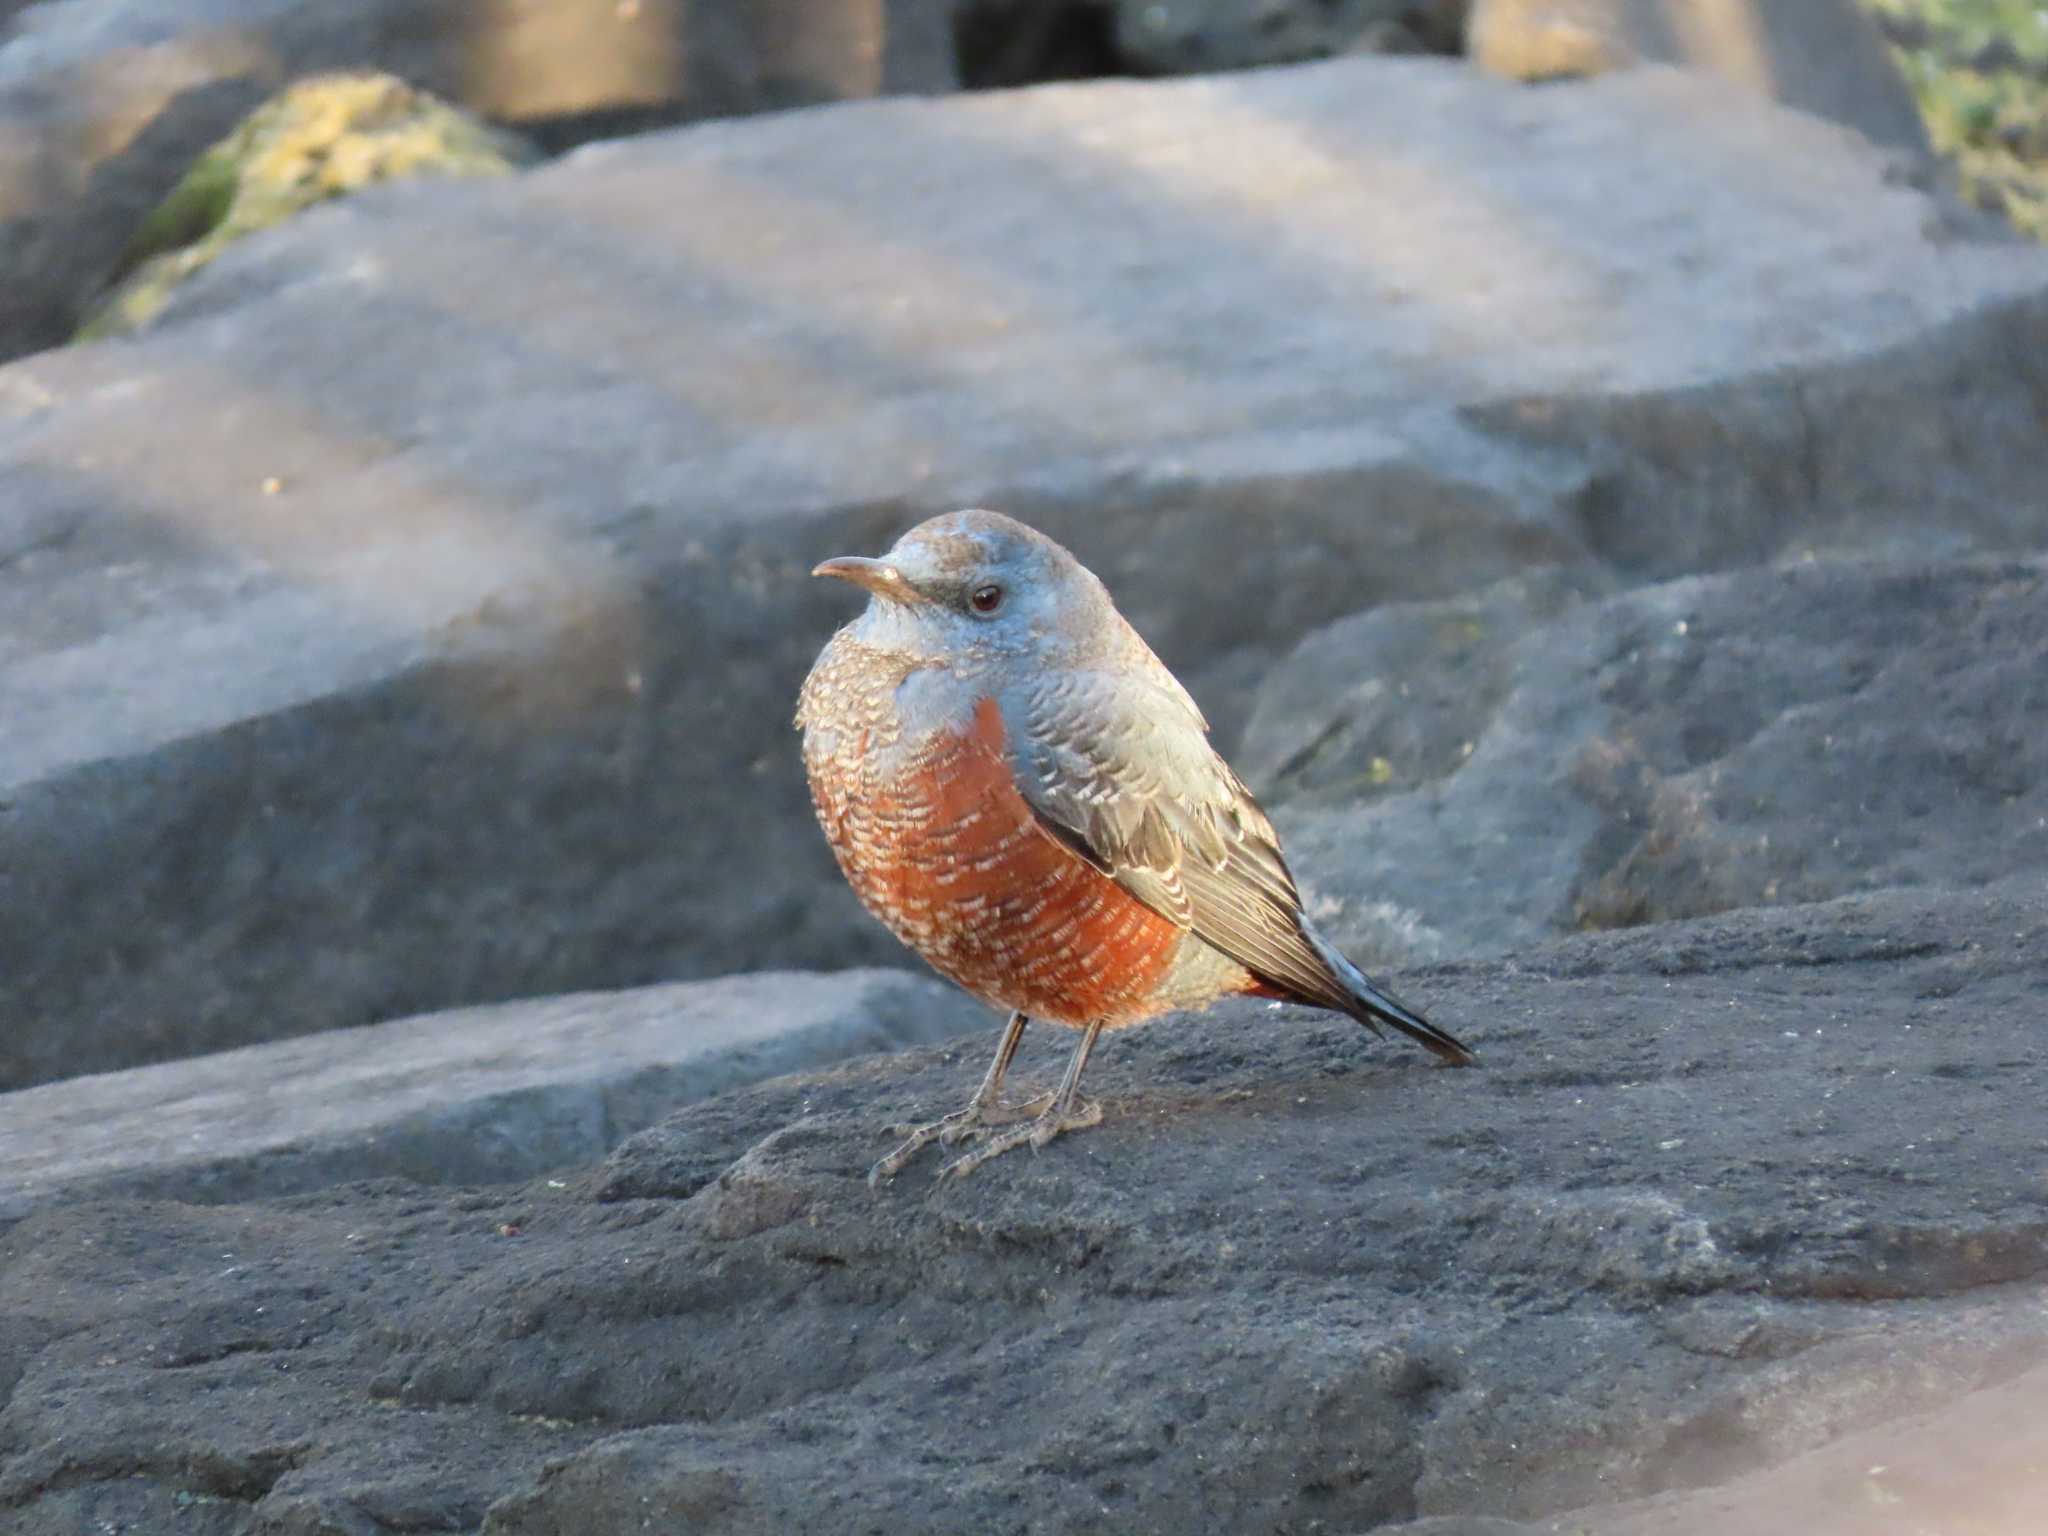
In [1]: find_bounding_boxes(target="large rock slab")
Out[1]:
[1,879,2043,1532]
[5,58,2048,1089]
[0,968,987,1222]
[0,0,956,356]
[1240,552,2048,965]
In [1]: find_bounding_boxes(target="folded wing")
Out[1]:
[1001,669,1471,1063]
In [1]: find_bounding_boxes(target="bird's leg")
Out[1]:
[939,1018,1106,1179]
[870,1011,1045,1184]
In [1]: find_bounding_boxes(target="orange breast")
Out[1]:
[809,694,1187,1027]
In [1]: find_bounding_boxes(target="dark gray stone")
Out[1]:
[4,59,2047,1089]
[1,879,2043,1531]
[1114,0,1465,74]
[0,968,989,1222]
[1239,553,2048,967]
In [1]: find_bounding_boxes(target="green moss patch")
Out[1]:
[79,73,535,342]
[1861,0,2048,239]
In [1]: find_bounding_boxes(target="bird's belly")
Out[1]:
[807,695,1186,1026]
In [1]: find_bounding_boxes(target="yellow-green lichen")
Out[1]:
[1859,0,2048,240]
[78,72,535,341]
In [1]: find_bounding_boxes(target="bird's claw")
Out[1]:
[868,1092,1060,1184]
[936,1097,1103,1180]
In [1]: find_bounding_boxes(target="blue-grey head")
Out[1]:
[812,509,1125,669]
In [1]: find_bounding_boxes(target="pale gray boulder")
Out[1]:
[0,968,989,1221]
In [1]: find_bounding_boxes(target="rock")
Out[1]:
[1387,1355,2048,1532]
[4,59,2047,1090]
[951,0,1466,88]
[1,879,2043,1531]
[0,0,957,357]
[1466,0,1932,158]
[952,0,1124,88]
[1240,554,2048,966]
[1113,0,1465,75]
[77,72,537,341]
[0,969,988,1222]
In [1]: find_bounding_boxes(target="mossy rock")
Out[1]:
[77,73,537,342]
[1859,0,2048,240]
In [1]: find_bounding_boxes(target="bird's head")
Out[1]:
[813,509,1119,668]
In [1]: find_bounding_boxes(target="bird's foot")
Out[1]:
[936,1096,1104,1180]
[868,1093,1055,1185]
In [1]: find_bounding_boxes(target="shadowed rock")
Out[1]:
[1242,553,2048,965]
[1114,0,1466,74]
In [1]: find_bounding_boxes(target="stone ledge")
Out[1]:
[0,967,989,1221]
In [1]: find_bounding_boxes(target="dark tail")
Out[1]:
[1304,923,1475,1066]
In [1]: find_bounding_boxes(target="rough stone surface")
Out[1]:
[1378,1356,2048,1532]
[1239,552,2048,967]
[2,880,2042,1532]
[0,0,956,357]
[5,59,2048,1089]
[1466,0,1932,159]
[0,969,988,1222]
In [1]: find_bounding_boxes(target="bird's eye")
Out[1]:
[969,583,1005,615]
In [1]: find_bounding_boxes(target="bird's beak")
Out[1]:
[812,556,923,605]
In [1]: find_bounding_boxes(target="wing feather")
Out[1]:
[1005,671,1356,1015]
[1004,668,1473,1063]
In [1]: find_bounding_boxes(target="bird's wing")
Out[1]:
[1001,670,1356,1014]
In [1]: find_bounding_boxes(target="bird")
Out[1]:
[796,510,1473,1183]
